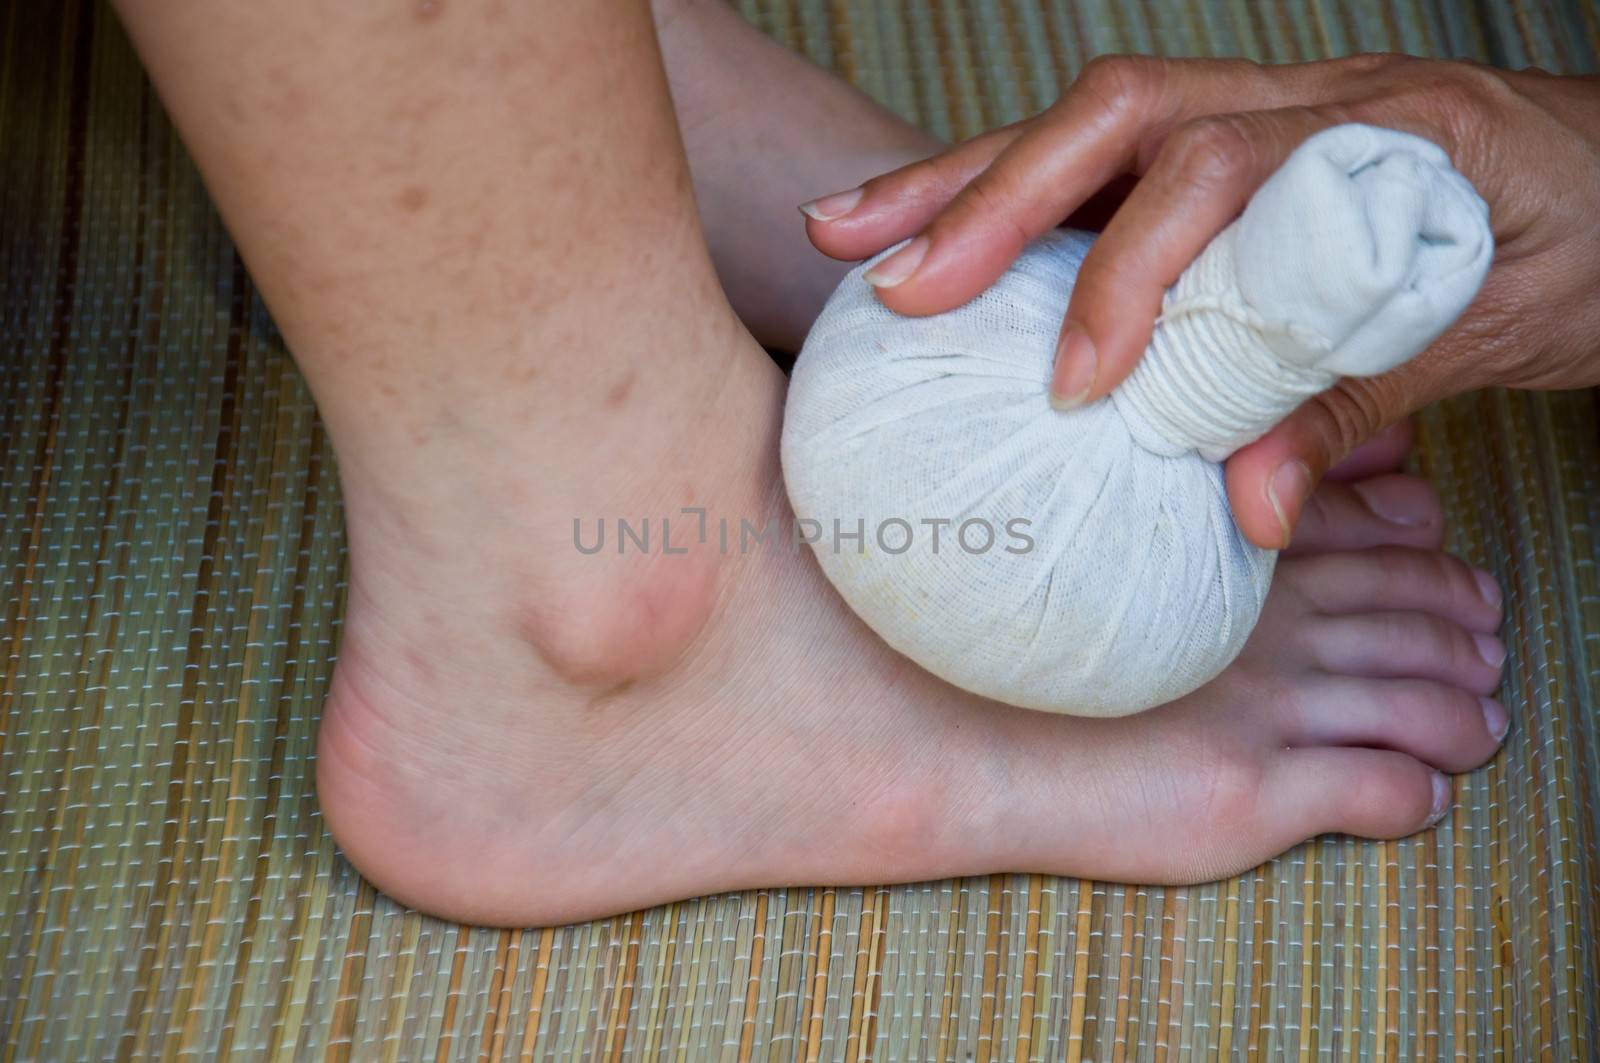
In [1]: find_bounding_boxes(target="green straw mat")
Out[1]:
[2,0,1597,1057]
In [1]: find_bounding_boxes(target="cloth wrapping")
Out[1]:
[782,124,1492,716]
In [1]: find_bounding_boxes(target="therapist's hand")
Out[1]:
[801,55,1600,548]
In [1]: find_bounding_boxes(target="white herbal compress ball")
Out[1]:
[782,124,1492,716]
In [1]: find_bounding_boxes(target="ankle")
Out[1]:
[520,547,726,690]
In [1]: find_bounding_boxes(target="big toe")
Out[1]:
[1266,746,1454,841]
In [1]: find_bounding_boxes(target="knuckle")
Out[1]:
[949,176,1033,253]
[1426,75,1501,141]
[1346,51,1403,73]
[1307,381,1390,465]
[1073,54,1159,117]
[1164,116,1254,189]
[1360,64,1510,147]
[1441,63,1516,113]
[1324,52,1410,82]
[863,157,940,205]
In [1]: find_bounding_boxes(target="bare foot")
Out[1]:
[112,0,1506,929]
[317,414,1506,925]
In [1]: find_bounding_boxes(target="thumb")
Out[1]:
[1224,374,1423,549]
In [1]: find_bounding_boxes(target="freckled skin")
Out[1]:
[605,371,636,408]
[397,185,429,212]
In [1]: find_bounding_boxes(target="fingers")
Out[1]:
[858,58,1174,314]
[802,124,1023,262]
[1282,474,1444,555]
[1050,105,1341,406]
[1266,748,1451,839]
[1308,611,1504,694]
[1288,677,1507,774]
[1225,372,1428,549]
[807,56,1277,317]
[1285,546,1501,632]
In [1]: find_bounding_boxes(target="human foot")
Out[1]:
[316,443,1505,926]
[115,0,1504,929]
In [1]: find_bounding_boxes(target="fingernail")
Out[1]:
[1427,772,1451,825]
[863,236,929,288]
[1473,568,1502,612]
[1479,697,1510,743]
[799,186,864,222]
[1350,480,1427,527]
[1265,461,1313,549]
[1473,632,1506,670]
[1049,327,1098,410]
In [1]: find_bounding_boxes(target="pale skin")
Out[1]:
[109,0,1507,926]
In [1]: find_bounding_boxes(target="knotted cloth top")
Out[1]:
[1118,123,1493,461]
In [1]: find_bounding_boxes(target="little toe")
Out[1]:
[1267,747,1452,841]
[1286,546,1503,633]
[1289,676,1508,773]
[1309,611,1505,694]
[1286,475,1444,555]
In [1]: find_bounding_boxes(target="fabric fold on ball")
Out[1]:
[782,124,1492,716]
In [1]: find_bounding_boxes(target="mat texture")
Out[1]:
[2,0,1598,1058]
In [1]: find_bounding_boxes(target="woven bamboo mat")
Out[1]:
[2,0,1597,1058]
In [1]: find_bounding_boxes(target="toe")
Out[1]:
[1285,546,1503,633]
[1308,611,1505,694]
[1285,474,1444,555]
[1267,747,1452,840]
[1323,420,1417,482]
[1288,676,1509,773]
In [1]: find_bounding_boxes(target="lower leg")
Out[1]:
[111,0,768,570]
[653,0,941,349]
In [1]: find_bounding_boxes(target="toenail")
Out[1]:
[1427,773,1452,824]
[1473,568,1502,611]
[864,236,929,288]
[799,186,864,222]
[1351,480,1426,527]
[1479,697,1510,742]
[1472,632,1506,669]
